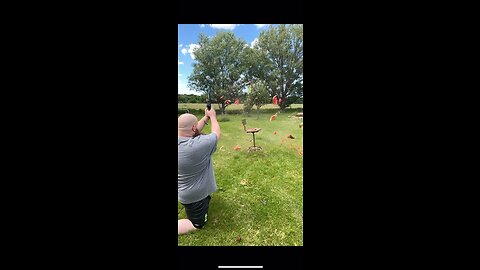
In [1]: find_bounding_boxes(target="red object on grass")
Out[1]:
[274,131,277,135]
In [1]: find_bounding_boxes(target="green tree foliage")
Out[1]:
[177,94,206,103]
[188,32,250,114]
[244,81,270,115]
[256,24,303,110]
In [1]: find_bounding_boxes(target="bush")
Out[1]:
[243,103,253,114]
[217,116,230,122]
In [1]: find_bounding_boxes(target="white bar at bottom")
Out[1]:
[218,267,263,269]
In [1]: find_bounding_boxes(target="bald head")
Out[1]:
[178,113,198,136]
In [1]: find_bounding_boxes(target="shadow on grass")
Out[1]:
[217,116,231,122]
[204,193,235,231]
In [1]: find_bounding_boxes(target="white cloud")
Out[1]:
[178,80,198,95]
[200,24,205,27]
[209,24,239,30]
[255,24,269,28]
[179,44,183,47]
[188,44,200,59]
[178,74,182,76]
[250,38,258,48]
[181,48,187,55]
[178,60,184,65]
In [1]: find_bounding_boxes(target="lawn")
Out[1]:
[178,103,303,111]
[178,108,303,246]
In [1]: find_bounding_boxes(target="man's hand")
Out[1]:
[205,107,216,119]
[205,107,220,140]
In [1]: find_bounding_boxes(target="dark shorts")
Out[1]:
[181,195,211,229]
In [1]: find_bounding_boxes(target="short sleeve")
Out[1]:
[205,133,218,155]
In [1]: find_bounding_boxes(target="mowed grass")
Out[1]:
[178,110,303,246]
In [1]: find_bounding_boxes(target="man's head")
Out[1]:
[178,113,200,137]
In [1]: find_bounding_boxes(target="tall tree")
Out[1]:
[244,81,270,117]
[256,24,303,110]
[188,32,250,114]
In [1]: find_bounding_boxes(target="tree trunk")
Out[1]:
[219,103,226,115]
[279,94,287,111]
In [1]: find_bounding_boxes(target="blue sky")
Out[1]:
[178,24,275,95]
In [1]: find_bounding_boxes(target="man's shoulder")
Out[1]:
[178,134,215,144]
[202,133,216,138]
[195,134,217,147]
[202,133,217,141]
[178,136,191,142]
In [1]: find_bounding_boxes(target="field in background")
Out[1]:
[178,103,303,116]
[178,111,303,246]
[178,103,303,111]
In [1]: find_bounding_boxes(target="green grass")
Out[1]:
[178,110,303,246]
[178,103,303,115]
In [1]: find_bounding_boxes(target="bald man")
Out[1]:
[178,107,220,235]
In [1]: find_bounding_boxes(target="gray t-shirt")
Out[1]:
[178,133,218,204]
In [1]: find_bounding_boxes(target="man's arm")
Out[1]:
[196,115,209,132]
[205,108,220,140]
[209,116,220,140]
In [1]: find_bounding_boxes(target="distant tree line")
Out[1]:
[178,92,249,104]
[178,93,302,104]
[178,94,206,103]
